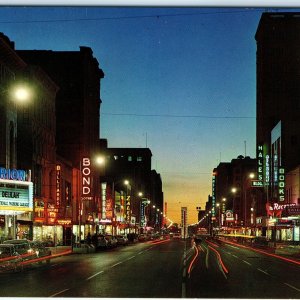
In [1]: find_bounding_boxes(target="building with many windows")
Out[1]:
[255,12,300,242]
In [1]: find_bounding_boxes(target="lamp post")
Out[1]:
[244,173,255,229]
[78,155,105,245]
[231,187,237,227]
[222,197,226,227]
[6,84,32,239]
[216,203,220,228]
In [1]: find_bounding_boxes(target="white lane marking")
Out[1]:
[49,288,70,297]
[243,260,252,266]
[182,282,186,298]
[51,263,61,267]
[205,247,209,269]
[284,283,300,292]
[86,270,104,281]
[232,254,238,258]
[126,255,136,261]
[137,251,144,255]
[182,242,187,298]
[227,245,240,250]
[112,261,122,267]
[257,268,270,276]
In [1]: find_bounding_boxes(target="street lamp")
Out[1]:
[216,203,221,227]
[78,155,105,244]
[4,84,33,239]
[244,173,255,229]
[231,188,237,225]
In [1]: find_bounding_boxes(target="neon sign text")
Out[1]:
[0,168,26,181]
[82,158,91,196]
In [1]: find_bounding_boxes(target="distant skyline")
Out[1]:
[0,6,296,224]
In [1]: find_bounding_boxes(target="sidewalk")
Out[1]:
[49,246,72,256]
[217,236,300,262]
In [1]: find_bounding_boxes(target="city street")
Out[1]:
[0,237,300,298]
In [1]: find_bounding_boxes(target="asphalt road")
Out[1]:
[0,237,299,298]
[186,237,300,299]
[0,238,186,298]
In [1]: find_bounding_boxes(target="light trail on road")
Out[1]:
[221,239,300,266]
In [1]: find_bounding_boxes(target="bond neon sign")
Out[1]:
[82,158,91,196]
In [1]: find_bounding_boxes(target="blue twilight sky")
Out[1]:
[0,6,295,224]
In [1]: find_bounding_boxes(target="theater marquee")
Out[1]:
[0,178,33,214]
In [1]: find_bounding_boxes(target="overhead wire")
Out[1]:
[0,8,267,24]
[101,112,255,119]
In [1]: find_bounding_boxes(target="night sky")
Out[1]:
[0,6,296,223]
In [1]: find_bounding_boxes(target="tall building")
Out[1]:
[0,33,61,240]
[212,156,258,234]
[102,147,153,233]
[255,13,300,242]
[17,47,105,241]
[256,13,300,174]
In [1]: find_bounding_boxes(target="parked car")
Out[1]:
[172,233,182,239]
[105,235,118,248]
[138,234,146,242]
[3,239,37,260]
[97,235,108,249]
[116,235,129,246]
[0,244,23,272]
[29,241,52,258]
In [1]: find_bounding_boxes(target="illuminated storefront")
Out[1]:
[0,168,33,240]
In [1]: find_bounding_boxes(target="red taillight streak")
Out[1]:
[20,250,72,265]
[0,256,20,263]
[206,239,220,248]
[150,239,170,245]
[20,255,52,265]
[188,245,199,275]
[221,239,300,266]
[208,245,229,274]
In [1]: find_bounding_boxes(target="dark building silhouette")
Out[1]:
[17,47,105,241]
[17,47,105,164]
[213,156,260,232]
[256,13,300,173]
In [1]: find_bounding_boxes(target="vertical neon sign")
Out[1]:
[82,157,91,196]
[212,172,216,219]
[257,145,264,184]
[56,164,61,207]
[278,167,285,201]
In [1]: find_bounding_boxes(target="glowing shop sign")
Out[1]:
[101,182,107,220]
[212,173,216,218]
[56,164,61,207]
[278,167,285,201]
[0,179,33,212]
[0,168,27,181]
[140,200,146,227]
[82,157,91,196]
[126,196,131,223]
[257,145,264,183]
[265,154,270,185]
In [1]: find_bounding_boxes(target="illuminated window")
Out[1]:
[137,156,142,162]
[128,156,132,161]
